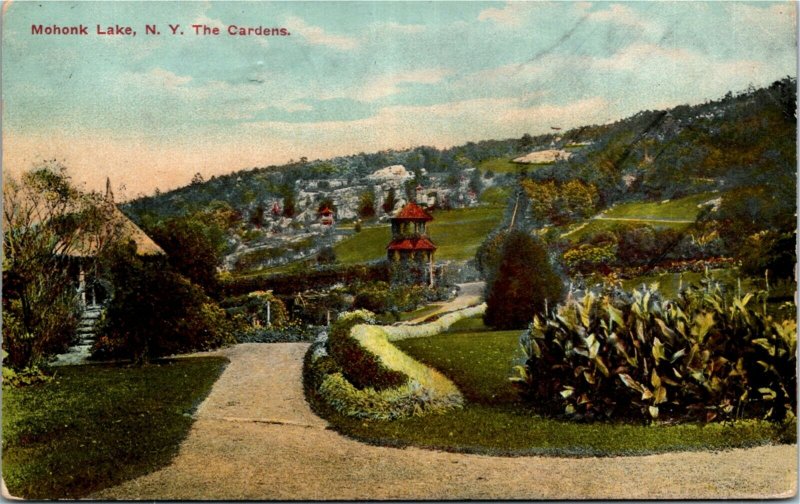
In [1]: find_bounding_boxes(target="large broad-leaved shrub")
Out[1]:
[513,282,796,422]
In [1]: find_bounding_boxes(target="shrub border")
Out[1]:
[308,304,486,420]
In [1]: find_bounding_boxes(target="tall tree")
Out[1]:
[2,163,121,369]
[147,215,226,297]
[357,189,376,219]
[382,187,397,214]
[484,231,565,329]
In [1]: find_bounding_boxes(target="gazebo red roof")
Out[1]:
[387,237,437,251]
[319,206,334,216]
[393,202,433,221]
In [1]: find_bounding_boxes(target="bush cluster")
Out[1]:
[513,282,796,422]
[235,325,321,343]
[351,281,428,315]
[221,261,389,296]
[306,307,473,420]
[222,290,289,328]
[92,245,234,363]
[561,222,726,275]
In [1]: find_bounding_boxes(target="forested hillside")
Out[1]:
[122,78,795,281]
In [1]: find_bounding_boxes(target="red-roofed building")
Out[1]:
[319,206,334,226]
[387,203,437,286]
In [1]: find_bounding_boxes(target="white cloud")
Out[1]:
[586,3,663,37]
[591,42,769,85]
[191,13,226,31]
[285,15,359,51]
[244,95,614,154]
[359,68,452,101]
[371,21,426,34]
[124,67,193,90]
[477,2,546,28]
[727,3,797,52]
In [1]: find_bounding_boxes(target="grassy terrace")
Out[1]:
[314,317,794,457]
[478,157,553,174]
[559,192,720,242]
[2,357,228,499]
[600,192,718,221]
[333,204,505,265]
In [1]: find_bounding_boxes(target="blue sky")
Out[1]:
[2,1,796,196]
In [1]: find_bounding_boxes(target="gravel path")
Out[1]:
[93,343,797,500]
[403,281,484,325]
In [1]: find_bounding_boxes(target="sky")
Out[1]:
[2,1,797,198]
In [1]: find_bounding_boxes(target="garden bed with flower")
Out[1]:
[305,283,796,457]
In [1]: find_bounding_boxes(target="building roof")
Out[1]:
[65,179,164,258]
[387,236,437,251]
[319,206,334,216]
[66,202,165,258]
[392,202,433,221]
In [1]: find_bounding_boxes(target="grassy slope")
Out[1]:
[478,157,553,174]
[560,192,719,242]
[2,357,228,499]
[334,205,505,264]
[315,319,793,457]
[601,192,718,220]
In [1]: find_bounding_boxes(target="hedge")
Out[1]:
[222,261,390,296]
[308,305,486,420]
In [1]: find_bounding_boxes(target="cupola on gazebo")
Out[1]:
[386,202,436,286]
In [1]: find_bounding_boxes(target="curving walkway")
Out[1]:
[403,281,485,325]
[93,343,797,500]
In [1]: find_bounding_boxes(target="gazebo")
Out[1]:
[65,179,165,308]
[319,206,335,226]
[386,202,436,286]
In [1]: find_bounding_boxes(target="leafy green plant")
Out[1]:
[562,243,617,274]
[513,281,796,422]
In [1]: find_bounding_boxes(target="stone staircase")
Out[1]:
[51,306,102,366]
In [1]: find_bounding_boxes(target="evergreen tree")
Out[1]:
[484,231,565,329]
[382,187,397,214]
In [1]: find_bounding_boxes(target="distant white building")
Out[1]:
[513,149,572,164]
[366,165,413,183]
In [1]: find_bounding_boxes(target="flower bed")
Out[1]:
[307,304,486,420]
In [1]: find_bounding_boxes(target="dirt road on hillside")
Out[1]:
[93,343,797,500]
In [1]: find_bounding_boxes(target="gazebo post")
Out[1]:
[78,264,86,308]
[429,251,435,287]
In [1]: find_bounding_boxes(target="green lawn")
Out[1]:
[478,157,522,174]
[560,218,692,243]
[396,328,523,404]
[601,192,718,221]
[312,326,794,457]
[333,205,505,264]
[478,186,511,206]
[558,192,720,242]
[478,157,553,174]
[427,207,505,261]
[332,224,390,265]
[2,357,228,499]
[621,268,746,299]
